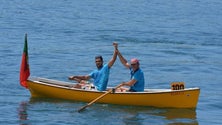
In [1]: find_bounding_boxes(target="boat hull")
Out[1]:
[27,78,200,108]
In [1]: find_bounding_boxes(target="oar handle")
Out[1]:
[78,84,122,112]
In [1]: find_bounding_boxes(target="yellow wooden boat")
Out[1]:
[27,77,200,108]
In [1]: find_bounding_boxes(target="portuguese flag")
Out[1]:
[20,34,30,88]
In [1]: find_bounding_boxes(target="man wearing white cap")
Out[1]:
[116,45,145,92]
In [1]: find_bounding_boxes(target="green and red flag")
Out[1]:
[20,34,30,88]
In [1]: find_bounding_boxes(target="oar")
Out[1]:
[78,84,122,112]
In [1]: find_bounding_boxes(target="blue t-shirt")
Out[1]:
[129,68,145,92]
[89,64,110,91]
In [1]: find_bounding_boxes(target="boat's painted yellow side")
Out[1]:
[27,78,200,108]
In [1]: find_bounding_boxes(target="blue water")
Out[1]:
[1,0,222,124]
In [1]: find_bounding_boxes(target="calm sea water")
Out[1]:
[1,0,222,124]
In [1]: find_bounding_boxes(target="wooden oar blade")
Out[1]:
[78,105,88,112]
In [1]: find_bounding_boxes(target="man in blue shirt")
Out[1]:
[116,47,145,92]
[69,43,118,91]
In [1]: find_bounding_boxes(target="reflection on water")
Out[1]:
[18,101,29,125]
[107,105,198,125]
[19,97,198,125]
[157,108,198,125]
[29,96,80,104]
[160,108,196,119]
